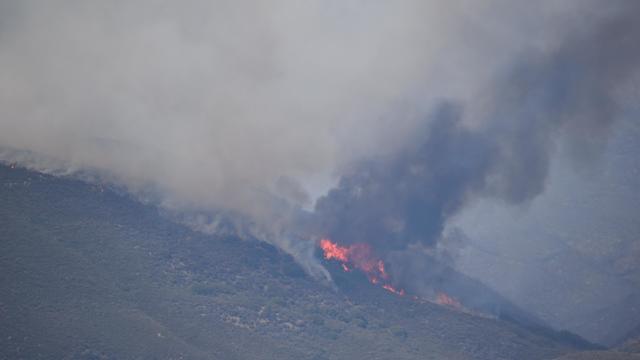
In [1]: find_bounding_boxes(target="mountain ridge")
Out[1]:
[0,164,599,359]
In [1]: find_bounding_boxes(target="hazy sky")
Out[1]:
[0,1,612,215]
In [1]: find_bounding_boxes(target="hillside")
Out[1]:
[553,337,640,360]
[621,339,640,355]
[618,326,640,354]
[0,164,597,359]
[454,117,640,346]
[553,352,640,360]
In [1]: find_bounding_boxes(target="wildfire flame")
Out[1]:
[436,292,462,309]
[319,238,405,296]
[318,239,466,307]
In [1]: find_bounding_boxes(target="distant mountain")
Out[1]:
[617,325,640,354]
[553,351,640,360]
[624,325,640,342]
[454,116,640,346]
[552,333,640,360]
[0,164,598,359]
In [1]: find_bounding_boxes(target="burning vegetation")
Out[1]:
[319,239,471,309]
[436,292,463,310]
[319,238,405,296]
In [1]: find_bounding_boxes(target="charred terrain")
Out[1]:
[2,164,638,359]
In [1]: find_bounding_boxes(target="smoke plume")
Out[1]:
[0,1,638,277]
[314,0,640,265]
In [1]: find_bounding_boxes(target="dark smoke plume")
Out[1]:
[0,2,639,280]
[314,2,640,258]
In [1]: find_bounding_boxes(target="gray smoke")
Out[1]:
[314,1,640,261]
[0,1,638,277]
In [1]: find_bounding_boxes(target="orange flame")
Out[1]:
[319,238,405,296]
[436,292,462,309]
[382,284,406,296]
[320,238,349,262]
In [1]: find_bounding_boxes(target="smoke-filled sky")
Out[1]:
[2,0,640,344]
[2,1,631,214]
[2,0,639,256]
[315,1,640,251]
[0,0,472,213]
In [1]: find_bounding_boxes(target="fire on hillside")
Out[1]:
[319,239,470,310]
[319,238,405,295]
